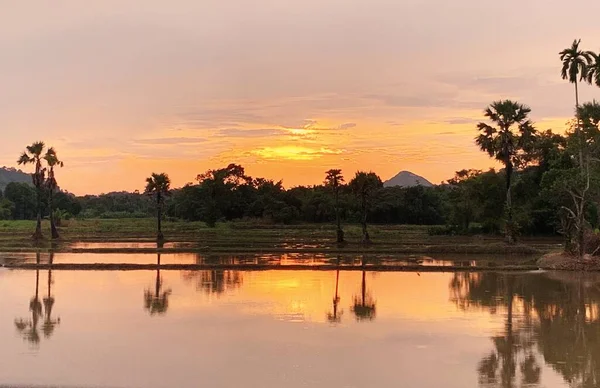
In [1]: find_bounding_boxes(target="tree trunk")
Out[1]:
[33,187,43,240]
[361,195,370,243]
[576,80,584,170]
[49,188,59,239]
[335,190,344,243]
[578,191,586,259]
[505,161,515,244]
[156,194,164,241]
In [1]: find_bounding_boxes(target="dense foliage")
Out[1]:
[0,159,567,237]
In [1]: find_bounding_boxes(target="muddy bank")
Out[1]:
[0,243,544,255]
[538,252,600,271]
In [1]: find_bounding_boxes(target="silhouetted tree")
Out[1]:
[349,172,382,243]
[476,100,536,243]
[44,148,63,239]
[585,50,600,88]
[145,173,171,240]
[561,39,591,170]
[324,169,345,243]
[17,142,47,239]
[561,39,591,112]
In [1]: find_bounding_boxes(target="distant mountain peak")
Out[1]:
[383,171,433,188]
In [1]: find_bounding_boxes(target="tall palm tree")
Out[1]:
[17,142,46,240]
[144,173,171,241]
[585,50,600,88]
[561,39,592,170]
[560,39,591,109]
[44,148,63,239]
[349,171,382,243]
[324,169,345,243]
[476,100,536,244]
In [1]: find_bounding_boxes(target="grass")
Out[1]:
[0,218,562,255]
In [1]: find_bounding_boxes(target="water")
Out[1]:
[0,261,594,387]
[0,251,536,267]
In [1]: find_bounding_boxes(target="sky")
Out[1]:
[1,0,600,195]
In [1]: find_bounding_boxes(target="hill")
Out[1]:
[0,167,32,192]
[383,171,433,188]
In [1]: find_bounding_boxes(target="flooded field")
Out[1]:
[0,251,538,268]
[0,257,596,387]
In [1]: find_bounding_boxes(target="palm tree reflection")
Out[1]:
[15,253,43,345]
[42,253,60,338]
[450,272,545,387]
[351,258,376,321]
[327,257,343,323]
[144,252,171,316]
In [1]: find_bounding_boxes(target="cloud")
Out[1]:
[338,122,357,129]
[444,117,478,125]
[437,131,458,135]
[215,128,284,138]
[134,137,207,145]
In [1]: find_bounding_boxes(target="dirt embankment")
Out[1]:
[538,252,600,271]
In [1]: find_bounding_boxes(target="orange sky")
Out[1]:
[1,1,599,194]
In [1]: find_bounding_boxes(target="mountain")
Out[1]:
[0,167,32,192]
[383,171,433,188]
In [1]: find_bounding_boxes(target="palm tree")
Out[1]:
[561,39,591,170]
[476,100,536,244]
[560,39,591,110]
[585,50,600,88]
[349,172,382,243]
[324,169,345,243]
[17,142,47,240]
[144,173,171,241]
[44,148,63,239]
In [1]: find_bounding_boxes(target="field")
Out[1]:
[0,218,562,255]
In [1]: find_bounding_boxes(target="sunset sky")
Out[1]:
[1,0,599,194]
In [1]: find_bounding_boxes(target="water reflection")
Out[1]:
[326,257,343,324]
[144,251,172,316]
[14,253,60,345]
[43,253,60,337]
[451,271,600,388]
[8,261,600,387]
[351,258,376,321]
[182,255,243,295]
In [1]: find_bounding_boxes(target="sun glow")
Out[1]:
[252,146,344,161]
